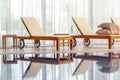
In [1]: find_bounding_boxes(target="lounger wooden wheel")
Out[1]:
[83,39,90,46]
[34,40,40,48]
[18,39,25,49]
[72,38,77,47]
[112,39,114,45]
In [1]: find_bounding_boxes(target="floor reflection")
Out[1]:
[1,52,120,80]
[73,52,120,74]
[97,58,119,73]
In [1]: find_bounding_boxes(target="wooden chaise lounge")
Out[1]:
[17,17,73,51]
[71,17,120,49]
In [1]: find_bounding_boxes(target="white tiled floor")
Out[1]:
[1,44,120,55]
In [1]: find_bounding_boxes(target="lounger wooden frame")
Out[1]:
[17,53,73,64]
[17,36,73,51]
[71,34,120,49]
[17,17,73,51]
[71,17,120,49]
[3,53,73,64]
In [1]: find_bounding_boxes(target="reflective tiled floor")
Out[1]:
[1,44,120,80]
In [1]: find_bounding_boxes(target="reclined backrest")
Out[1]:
[21,17,44,36]
[110,18,120,27]
[23,62,44,78]
[72,18,94,35]
[72,60,91,75]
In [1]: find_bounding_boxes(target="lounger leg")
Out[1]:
[56,40,60,51]
[57,54,60,63]
[108,52,113,59]
[70,39,73,50]
[2,36,5,49]
[108,38,112,49]
[63,40,64,46]
[15,36,17,48]
[13,37,15,48]
[4,37,6,49]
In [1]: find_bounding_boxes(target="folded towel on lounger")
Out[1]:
[96,22,120,35]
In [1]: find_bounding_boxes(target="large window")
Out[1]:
[1,0,120,80]
[0,0,42,35]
